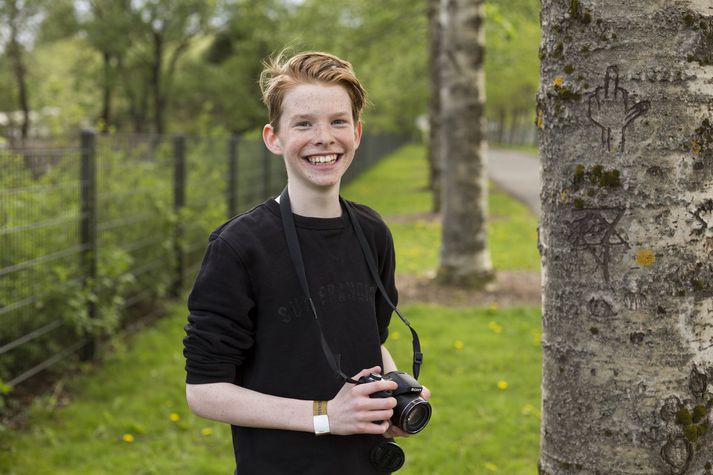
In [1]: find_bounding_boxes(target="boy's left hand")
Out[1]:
[383,385,431,438]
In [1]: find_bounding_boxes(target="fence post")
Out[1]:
[262,145,271,199]
[228,135,239,218]
[80,130,97,359]
[172,135,186,297]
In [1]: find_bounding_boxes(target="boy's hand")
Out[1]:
[328,366,398,435]
[383,384,431,439]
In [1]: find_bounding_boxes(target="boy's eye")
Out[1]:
[295,121,311,127]
[332,119,348,125]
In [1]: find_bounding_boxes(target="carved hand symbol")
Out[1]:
[588,65,650,153]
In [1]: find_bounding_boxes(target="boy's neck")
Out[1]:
[281,183,343,218]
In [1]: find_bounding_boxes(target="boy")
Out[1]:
[183,51,427,474]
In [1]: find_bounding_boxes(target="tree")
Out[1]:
[0,0,42,140]
[538,1,713,473]
[436,0,493,287]
[427,0,443,213]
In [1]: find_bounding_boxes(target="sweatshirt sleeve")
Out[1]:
[183,235,256,384]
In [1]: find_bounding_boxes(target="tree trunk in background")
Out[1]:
[151,31,165,134]
[539,0,713,473]
[437,0,493,287]
[7,0,29,139]
[100,50,113,133]
[427,0,443,213]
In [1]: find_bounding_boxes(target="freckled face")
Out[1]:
[263,82,362,194]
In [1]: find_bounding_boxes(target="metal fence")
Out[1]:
[0,131,409,390]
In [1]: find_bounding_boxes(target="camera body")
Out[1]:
[357,371,431,434]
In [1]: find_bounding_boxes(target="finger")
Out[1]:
[351,366,382,382]
[358,409,393,423]
[604,65,619,99]
[421,386,432,401]
[353,380,397,397]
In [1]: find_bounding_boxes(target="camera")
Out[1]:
[357,371,431,434]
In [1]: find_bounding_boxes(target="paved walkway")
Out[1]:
[487,148,541,216]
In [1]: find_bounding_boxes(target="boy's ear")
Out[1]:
[262,124,283,155]
[354,120,363,148]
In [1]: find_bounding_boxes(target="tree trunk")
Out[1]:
[8,1,29,139]
[427,0,444,213]
[538,1,713,473]
[100,50,112,133]
[151,30,164,134]
[437,0,493,287]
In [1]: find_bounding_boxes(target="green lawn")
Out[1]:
[0,143,542,474]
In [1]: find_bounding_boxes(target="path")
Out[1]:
[487,148,541,216]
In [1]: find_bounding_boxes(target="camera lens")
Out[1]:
[396,398,431,434]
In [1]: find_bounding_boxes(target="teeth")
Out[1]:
[308,154,337,164]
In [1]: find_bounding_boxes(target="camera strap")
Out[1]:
[278,187,423,384]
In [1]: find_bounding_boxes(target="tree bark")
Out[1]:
[151,30,165,134]
[437,0,494,287]
[427,0,444,213]
[538,1,713,473]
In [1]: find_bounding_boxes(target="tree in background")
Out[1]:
[436,0,493,287]
[0,0,42,140]
[539,0,713,472]
[427,0,443,213]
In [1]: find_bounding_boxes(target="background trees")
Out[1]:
[0,0,539,140]
[538,0,713,472]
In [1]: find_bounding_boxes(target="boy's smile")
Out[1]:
[263,82,362,197]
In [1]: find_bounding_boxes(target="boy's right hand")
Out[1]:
[328,366,398,435]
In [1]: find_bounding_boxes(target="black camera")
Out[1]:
[357,371,431,434]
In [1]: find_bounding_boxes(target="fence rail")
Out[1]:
[0,131,409,390]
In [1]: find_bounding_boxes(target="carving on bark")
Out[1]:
[567,208,629,282]
[689,199,713,237]
[588,65,650,153]
[587,296,615,319]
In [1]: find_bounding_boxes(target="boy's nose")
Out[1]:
[313,125,335,144]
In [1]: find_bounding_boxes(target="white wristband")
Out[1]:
[313,414,330,435]
[313,400,330,436]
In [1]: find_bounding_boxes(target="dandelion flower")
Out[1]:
[453,340,464,350]
[391,331,401,341]
[488,321,503,334]
[201,427,213,436]
[497,380,508,390]
[122,433,135,443]
[169,412,181,422]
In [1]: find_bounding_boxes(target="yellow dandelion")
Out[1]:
[391,331,401,341]
[453,340,464,350]
[201,427,213,436]
[485,462,498,472]
[169,412,181,422]
[522,404,535,416]
[553,76,565,87]
[488,321,503,334]
[497,380,508,390]
[122,433,135,443]
[635,249,656,267]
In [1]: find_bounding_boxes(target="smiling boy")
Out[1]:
[182,51,425,474]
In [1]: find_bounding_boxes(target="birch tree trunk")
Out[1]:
[427,0,444,213]
[538,0,713,473]
[437,0,494,287]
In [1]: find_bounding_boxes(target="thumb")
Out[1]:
[351,366,382,382]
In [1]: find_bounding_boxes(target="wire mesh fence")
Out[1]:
[0,131,409,391]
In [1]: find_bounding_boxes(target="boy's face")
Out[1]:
[263,82,362,195]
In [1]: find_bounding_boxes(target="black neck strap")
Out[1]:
[278,187,423,384]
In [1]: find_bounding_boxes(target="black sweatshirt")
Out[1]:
[183,197,397,474]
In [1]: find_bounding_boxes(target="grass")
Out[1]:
[1,143,542,474]
[343,144,540,275]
